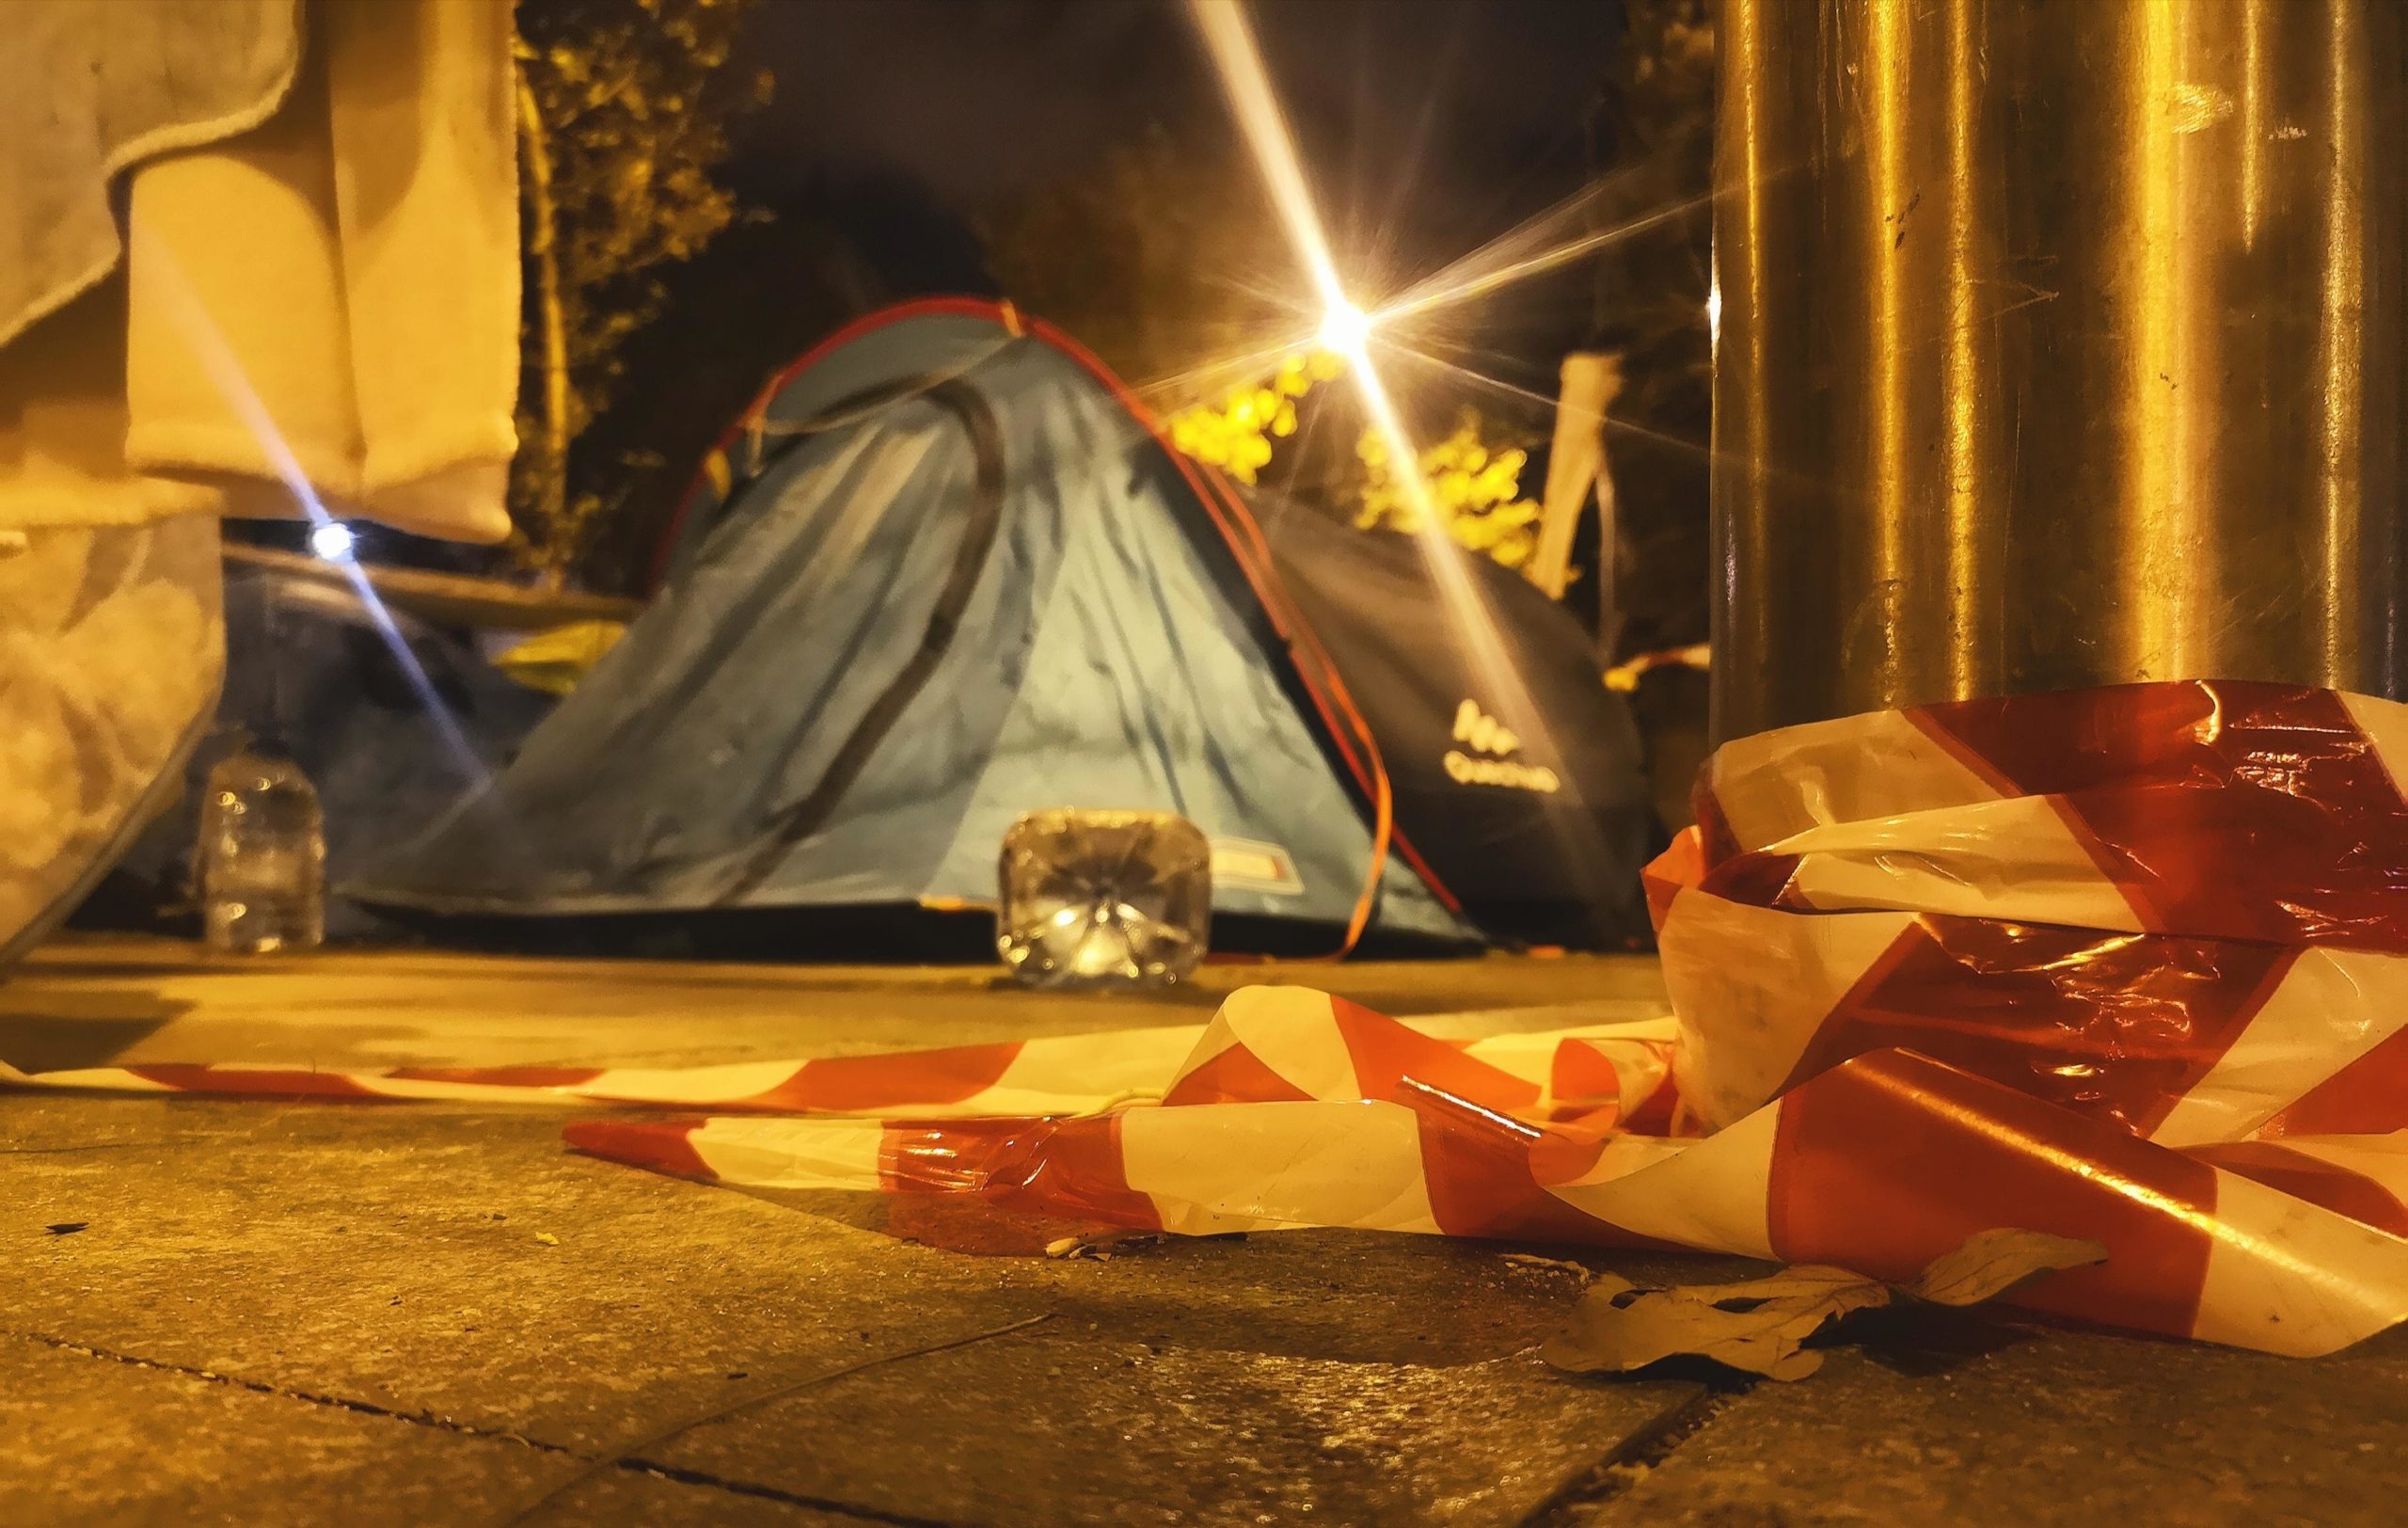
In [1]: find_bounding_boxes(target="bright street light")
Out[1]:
[1318,297,1370,356]
[309,520,356,562]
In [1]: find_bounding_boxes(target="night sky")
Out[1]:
[735,0,1622,304]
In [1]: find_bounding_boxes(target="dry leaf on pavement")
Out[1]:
[1909,1228,2105,1306]
[1539,1229,2106,1381]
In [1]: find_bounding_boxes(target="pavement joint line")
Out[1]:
[2,1328,569,1454]
[1517,1379,1758,1525]
[0,1138,217,1156]
[612,1459,964,1528]
[496,1310,1061,1527]
[5,1326,976,1525]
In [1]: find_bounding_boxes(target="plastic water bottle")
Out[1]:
[198,747,325,954]
[998,809,1211,988]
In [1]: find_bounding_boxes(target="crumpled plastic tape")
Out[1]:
[8,679,2408,1356]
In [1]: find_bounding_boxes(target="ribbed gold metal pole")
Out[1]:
[1710,0,2407,740]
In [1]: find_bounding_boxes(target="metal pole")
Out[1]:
[1710,0,2406,741]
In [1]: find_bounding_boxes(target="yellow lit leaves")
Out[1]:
[1164,349,1340,485]
[1355,411,1542,569]
[1163,356,1542,575]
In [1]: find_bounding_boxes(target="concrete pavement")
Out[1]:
[4,938,2401,1524]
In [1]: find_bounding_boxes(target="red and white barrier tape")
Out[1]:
[8,680,2408,1356]
[0,993,1673,1124]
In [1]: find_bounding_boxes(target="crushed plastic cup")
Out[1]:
[997,809,1211,989]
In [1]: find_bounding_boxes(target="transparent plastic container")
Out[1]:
[198,748,325,955]
[998,809,1211,988]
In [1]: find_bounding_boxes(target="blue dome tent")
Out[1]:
[356,300,1656,951]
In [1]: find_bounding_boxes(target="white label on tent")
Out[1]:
[1211,837,1305,897]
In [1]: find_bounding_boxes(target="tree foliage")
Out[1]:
[1586,0,1714,657]
[1164,349,1547,575]
[982,128,1301,400]
[992,132,1550,576]
[568,172,998,594]
[509,0,768,576]
[1355,413,1545,571]
[1164,350,1338,485]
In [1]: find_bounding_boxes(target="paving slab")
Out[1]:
[2,1090,1704,1523]
[0,1330,853,1527]
[11,940,2408,1524]
[644,1306,1689,1528]
[4,1096,1050,1453]
[1563,1308,2408,1528]
[1,935,1669,1071]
